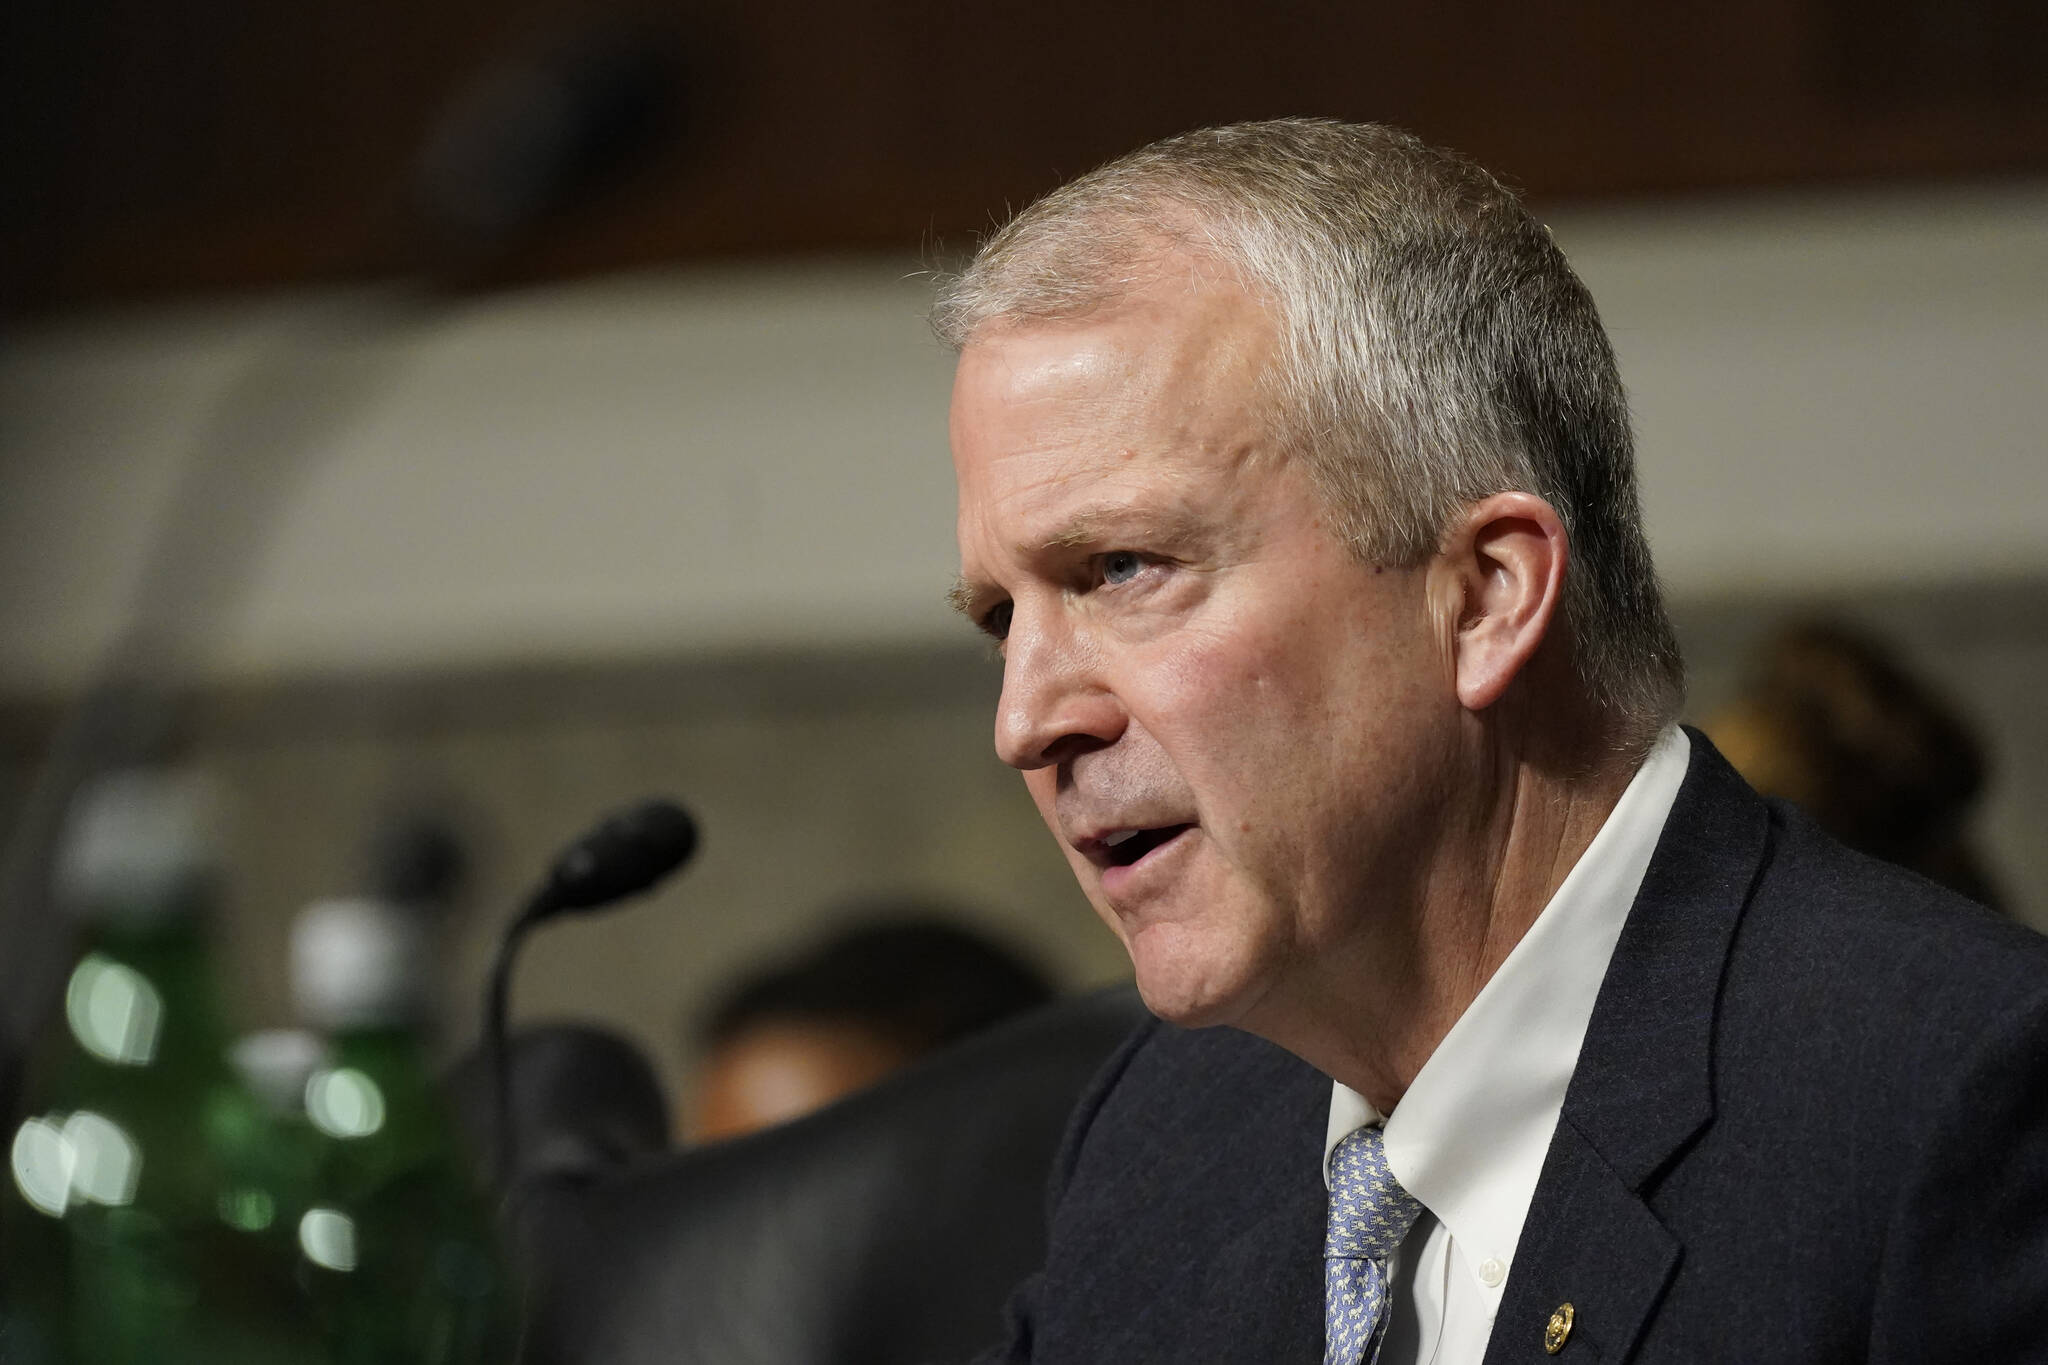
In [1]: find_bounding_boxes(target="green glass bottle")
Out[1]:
[1,769,318,1365]
[290,897,518,1365]
[214,1028,331,1339]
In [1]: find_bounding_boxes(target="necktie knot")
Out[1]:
[1326,1124,1423,1260]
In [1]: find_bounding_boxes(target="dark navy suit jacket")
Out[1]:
[975,735,2048,1363]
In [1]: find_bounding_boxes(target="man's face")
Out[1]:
[950,272,1463,1029]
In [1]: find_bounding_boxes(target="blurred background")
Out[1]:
[3,0,2046,1117]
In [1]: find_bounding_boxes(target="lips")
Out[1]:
[1077,823,1196,870]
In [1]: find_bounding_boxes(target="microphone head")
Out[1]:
[540,798,697,918]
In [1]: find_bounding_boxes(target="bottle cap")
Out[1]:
[229,1028,329,1113]
[291,897,432,1030]
[57,768,220,923]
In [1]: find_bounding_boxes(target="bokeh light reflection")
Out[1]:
[10,1116,76,1216]
[299,1207,358,1271]
[62,1110,141,1206]
[304,1067,386,1139]
[64,954,164,1066]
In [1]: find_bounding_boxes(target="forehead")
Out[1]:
[956,266,1274,416]
[949,275,1282,526]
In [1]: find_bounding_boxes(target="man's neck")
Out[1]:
[1259,725,1641,1114]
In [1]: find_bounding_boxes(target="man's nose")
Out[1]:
[994,610,1125,771]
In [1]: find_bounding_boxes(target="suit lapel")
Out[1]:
[1484,734,1770,1365]
[1483,1119,1678,1364]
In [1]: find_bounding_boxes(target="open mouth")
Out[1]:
[1100,824,1194,868]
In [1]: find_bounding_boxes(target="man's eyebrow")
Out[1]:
[946,578,985,619]
[1040,503,1209,552]
[946,502,1217,627]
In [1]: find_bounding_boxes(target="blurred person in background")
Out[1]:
[687,911,1054,1142]
[440,1023,671,1310]
[1703,620,2007,910]
[445,1022,672,1188]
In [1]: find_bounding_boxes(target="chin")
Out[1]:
[1124,920,1269,1030]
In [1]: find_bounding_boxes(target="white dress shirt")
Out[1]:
[1322,726,1690,1365]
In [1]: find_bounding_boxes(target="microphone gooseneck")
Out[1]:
[486,798,697,1189]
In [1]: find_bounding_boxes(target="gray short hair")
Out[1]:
[932,119,1683,751]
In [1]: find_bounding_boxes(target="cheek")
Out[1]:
[1142,602,1405,864]
[1150,617,1326,758]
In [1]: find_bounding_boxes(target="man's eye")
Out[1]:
[1101,552,1145,586]
[981,601,1013,640]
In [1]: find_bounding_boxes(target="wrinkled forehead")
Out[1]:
[949,268,1284,457]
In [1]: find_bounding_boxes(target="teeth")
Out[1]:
[1103,829,1141,848]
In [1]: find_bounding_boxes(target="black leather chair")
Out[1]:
[515,985,1147,1365]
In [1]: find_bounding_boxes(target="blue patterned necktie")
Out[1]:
[1324,1124,1424,1365]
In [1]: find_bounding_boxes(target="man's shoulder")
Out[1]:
[1644,736,2048,1057]
[1732,798,2048,1029]
[1694,796,2048,1147]
[1500,772,2048,1363]
[1569,744,2048,1199]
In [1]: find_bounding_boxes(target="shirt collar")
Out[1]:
[1323,726,1691,1283]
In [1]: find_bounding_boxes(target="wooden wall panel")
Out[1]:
[4,0,2044,312]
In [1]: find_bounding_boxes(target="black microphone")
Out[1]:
[526,797,697,923]
[486,798,697,1188]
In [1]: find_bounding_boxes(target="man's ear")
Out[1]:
[1427,492,1569,713]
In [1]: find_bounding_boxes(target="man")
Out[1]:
[936,120,2048,1363]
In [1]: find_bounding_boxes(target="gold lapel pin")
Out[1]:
[1543,1302,1575,1355]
